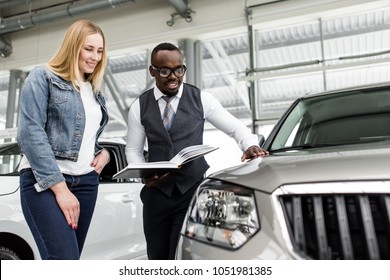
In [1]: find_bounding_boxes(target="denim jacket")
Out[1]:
[17,65,109,191]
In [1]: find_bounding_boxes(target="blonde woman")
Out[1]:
[17,19,110,260]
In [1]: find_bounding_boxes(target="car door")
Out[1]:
[81,142,146,260]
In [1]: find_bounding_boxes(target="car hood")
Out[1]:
[208,143,390,193]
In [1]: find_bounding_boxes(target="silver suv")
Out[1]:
[176,83,390,260]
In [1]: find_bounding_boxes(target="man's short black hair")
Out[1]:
[151,42,182,63]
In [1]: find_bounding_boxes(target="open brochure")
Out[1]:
[113,144,219,179]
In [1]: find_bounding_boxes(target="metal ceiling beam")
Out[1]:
[239,56,390,81]
[203,41,251,111]
[103,65,128,123]
[0,0,139,35]
[258,20,390,51]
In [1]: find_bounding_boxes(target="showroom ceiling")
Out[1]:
[1,0,390,139]
[107,5,390,123]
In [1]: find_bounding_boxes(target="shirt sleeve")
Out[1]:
[201,91,259,151]
[125,99,147,164]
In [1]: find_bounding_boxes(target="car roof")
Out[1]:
[302,81,390,100]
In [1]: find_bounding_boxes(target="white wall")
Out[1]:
[1,0,389,71]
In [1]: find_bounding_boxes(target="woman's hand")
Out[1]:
[51,182,80,230]
[91,148,110,174]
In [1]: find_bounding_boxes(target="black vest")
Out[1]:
[139,83,209,196]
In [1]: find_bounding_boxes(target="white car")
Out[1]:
[0,140,146,260]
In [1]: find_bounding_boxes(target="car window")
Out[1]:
[270,88,390,151]
[99,148,118,182]
[0,144,21,176]
[99,145,142,184]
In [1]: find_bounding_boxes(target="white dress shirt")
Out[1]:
[125,83,259,164]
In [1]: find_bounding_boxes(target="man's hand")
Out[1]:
[241,145,269,161]
[142,172,170,187]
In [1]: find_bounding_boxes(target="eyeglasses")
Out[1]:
[151,65,187,78]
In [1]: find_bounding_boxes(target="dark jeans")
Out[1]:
[19,169,99,260]
[141,182,200,260]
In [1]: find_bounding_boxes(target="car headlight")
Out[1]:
[181,179,260,249]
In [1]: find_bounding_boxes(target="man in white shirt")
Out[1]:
[125,42,268,260]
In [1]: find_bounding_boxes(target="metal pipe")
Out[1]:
[168,0,188,17]
[0,0,138,35]
[179,39,195,85]
[245,7,257,133]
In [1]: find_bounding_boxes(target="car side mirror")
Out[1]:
[258,134,265,146]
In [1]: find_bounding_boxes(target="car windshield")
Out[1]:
[270,87,390,152]
[0,143,21,175]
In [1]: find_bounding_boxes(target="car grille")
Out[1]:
[275,182,390,260]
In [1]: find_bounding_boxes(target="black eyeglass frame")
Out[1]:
[151,65,187,78]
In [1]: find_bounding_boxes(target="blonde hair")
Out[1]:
[47,19,107,92]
